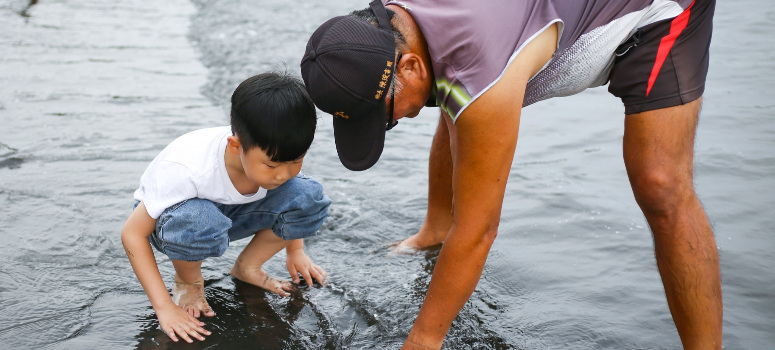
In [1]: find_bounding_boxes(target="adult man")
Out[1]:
[300,0,721,349]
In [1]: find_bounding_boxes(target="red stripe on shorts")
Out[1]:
[646,0,695,97]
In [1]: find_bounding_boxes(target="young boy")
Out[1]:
[121,72,331,343]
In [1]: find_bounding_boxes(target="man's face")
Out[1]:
[386,93,422,122]
[384,79,427,124]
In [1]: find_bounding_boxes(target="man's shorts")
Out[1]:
[608,0,715,115]
[135,174,331,262]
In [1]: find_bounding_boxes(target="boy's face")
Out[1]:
[229,137,303,190]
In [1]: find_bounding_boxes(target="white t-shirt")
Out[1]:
[133,126,267,219]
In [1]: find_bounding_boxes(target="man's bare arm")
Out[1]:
[402,23,559,349]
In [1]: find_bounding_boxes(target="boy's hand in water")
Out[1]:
[286,248,327,287]
[156,302,211,343]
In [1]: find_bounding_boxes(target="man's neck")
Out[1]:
[387,3,431,69]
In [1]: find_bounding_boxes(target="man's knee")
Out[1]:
[629,169,695,216]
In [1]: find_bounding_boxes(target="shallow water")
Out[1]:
[0,0,773,349]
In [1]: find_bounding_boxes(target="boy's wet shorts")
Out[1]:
[134,174,331,262]
[608,0,715,115]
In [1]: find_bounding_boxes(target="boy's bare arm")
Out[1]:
[121,202,209,343]
[285,238,304,252]
[121,202,174,309]
[286,239,327,286]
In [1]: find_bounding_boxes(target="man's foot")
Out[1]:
[172,276,216,318]
[396,231,445,250]
[230,262,293,297]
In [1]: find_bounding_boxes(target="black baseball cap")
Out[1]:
[300,0,397,171]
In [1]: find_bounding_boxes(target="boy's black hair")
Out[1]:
[230,72,317,162]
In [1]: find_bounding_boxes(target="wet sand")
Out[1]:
[1,0,773,349]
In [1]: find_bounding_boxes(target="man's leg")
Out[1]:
[623,98,722,349]
[400,112,455,249]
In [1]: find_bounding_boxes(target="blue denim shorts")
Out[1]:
[135,174,331,262]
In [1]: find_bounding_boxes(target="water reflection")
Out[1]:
[1,0,772,348]
[134,277,315,349]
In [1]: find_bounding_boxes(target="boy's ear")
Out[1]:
[227,136,241,155]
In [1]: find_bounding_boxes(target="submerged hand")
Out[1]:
[156,302,211,343]
[286,250,327,287]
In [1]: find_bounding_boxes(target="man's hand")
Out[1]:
[286,246,327,287]
[155,302,211,343]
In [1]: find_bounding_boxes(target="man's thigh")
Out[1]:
[609,0,715,115]
[622,99,702,187]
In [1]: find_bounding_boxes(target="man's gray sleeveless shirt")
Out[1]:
[384,0,694,121]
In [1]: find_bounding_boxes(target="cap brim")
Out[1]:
[333,104,386,171]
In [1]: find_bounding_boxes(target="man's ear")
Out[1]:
[397,52,429,83]
[227,136,241,155]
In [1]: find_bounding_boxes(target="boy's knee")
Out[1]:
[276,175,330,207]
[295,176,332,214]
[271,176,331,240]
[153,199,232,261]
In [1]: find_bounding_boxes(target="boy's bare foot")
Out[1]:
[172,277,216,318]
[230,262,294,297]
